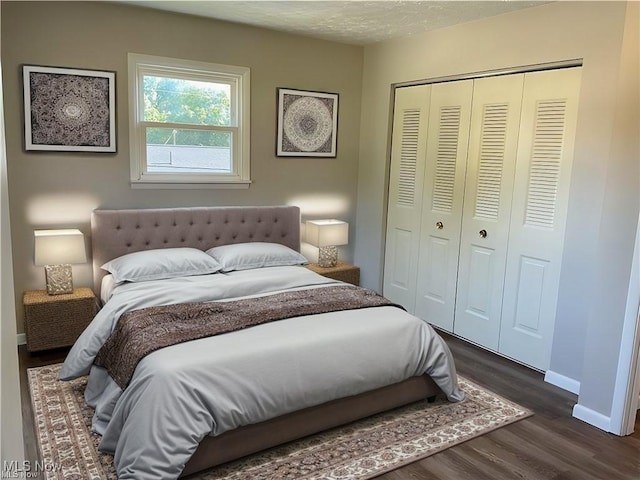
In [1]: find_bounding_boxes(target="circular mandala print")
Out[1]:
[29,72,111,148]
[54,95,91,127]
[283,97,333,152]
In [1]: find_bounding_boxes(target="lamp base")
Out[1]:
[318,246,338,268]
[44,264,74,295]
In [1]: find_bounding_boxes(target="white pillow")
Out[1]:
[101,247,222,283]
[100,273,117,304]
[206,242,308,272]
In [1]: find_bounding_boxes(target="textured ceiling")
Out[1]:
[119,1,549,45]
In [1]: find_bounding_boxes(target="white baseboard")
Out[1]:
[544,369,580,395]
[16,333,26,346]
[572,403,612,432]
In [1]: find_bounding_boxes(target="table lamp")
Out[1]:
[305,219,348,268]
[34,229,87,295]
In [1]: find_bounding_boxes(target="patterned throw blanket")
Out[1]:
[95,285,402,389]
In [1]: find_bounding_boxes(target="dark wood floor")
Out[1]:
[19,333,640,479]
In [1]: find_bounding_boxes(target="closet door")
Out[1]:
[453,74,525,350]
[499,67,582,370]
[414,80,473,331]
[383,85,431,312]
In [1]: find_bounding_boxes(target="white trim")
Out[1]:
[544,370,581,395]
[395,59,583,89]
[610,209,640,435]
[572,403,612,432]
[16,333,26,346]
[131,181,250,190]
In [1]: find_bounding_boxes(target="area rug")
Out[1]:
[28,364,531,479]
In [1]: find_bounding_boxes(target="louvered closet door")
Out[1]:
[414,80,473,331]
[498,67,582,370]
[453,74,525,350]
[383,85,431,312]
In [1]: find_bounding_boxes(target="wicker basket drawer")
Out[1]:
[23,288,97,352]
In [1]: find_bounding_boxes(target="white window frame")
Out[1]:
[128,53,251,188]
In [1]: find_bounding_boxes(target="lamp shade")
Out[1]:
[305,220,348,247]
[34,229,87,266]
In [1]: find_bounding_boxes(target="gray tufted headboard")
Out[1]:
[91,205,301,293]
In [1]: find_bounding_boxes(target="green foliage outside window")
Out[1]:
[143,76,231,147]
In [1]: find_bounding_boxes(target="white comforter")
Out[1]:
[60,266,463,479]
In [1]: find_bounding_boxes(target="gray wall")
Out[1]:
[1,1,363,333]
[355,1,638,422]
[1,3,25,458]
[577,0,639,421]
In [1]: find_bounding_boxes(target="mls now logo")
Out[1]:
[2,460,62,478]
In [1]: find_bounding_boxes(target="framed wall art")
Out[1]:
[276,88,338,157]
[23,65,116,152]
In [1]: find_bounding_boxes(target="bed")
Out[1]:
[59,205,463,479]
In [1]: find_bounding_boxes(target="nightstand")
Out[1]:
[306,262,360,286]
[23,287,98,352]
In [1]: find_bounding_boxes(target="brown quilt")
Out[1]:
[94,285,402,389]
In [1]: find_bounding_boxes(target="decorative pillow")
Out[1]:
[206,242,308,272]
[101,247,222,283]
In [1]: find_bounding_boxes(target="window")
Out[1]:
[128,54,250,187]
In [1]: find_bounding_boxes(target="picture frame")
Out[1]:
[276,88,338,157]
[23,65,116,152]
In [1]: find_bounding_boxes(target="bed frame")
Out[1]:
[90,205,442,477]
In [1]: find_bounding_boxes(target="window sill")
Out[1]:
[130,181,251,190]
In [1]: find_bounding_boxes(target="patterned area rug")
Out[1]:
[28,364,531,479]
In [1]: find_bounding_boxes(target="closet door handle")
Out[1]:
[479,229,488,238]
[435,221,444,229]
